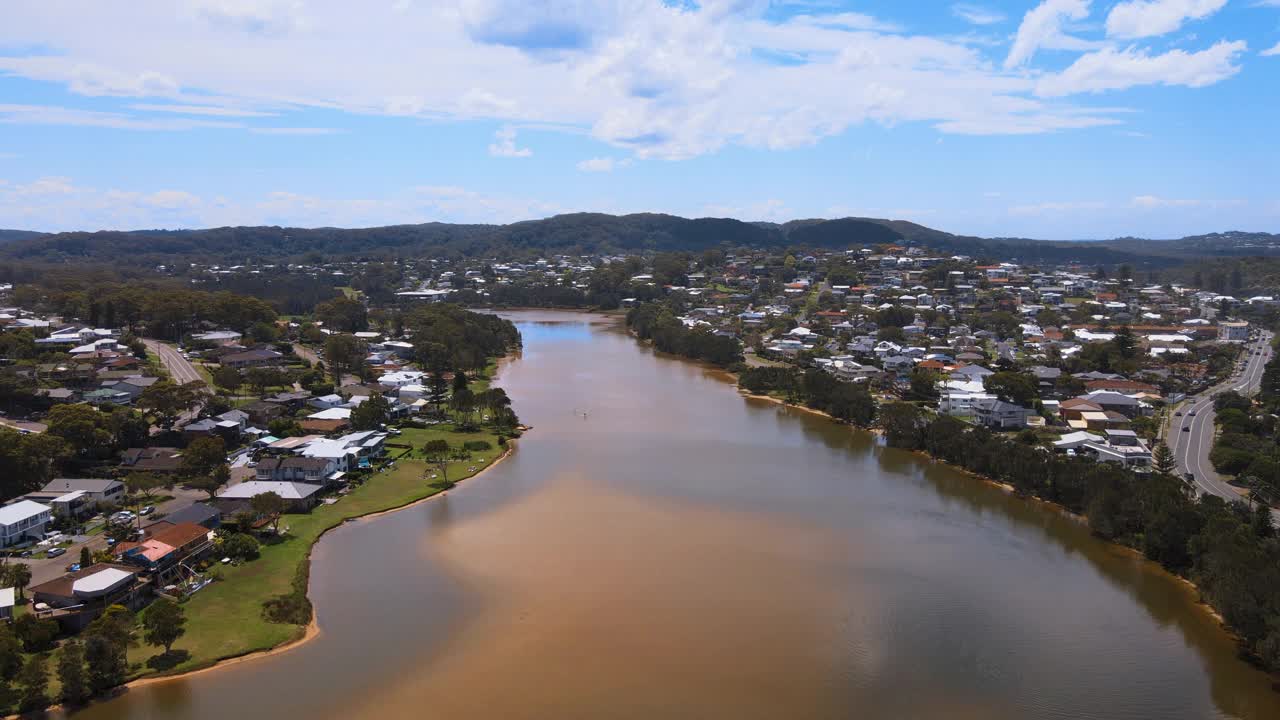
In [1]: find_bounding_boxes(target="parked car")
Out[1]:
[139,505,155,516]
[110,511,135,525]
[46,547,66,558]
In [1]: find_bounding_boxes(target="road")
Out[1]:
[1168,330,1274,518]
[143,338,203,385]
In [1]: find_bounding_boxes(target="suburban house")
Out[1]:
[974,399,1031,430]
[112,521,214,578]
[160,502,222,530]
[40,478,125,504]
[119,447,184,474]
[0,500,53,547]
[29,563,147,631]
[214,481,322,513]
[1079,429,1153,467]
[218,348,284,369]
[23,478,126,519]
[254,456,339,485]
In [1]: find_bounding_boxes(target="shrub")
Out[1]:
[221,533,260,561]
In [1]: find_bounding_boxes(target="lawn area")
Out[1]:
[120,419,506,679]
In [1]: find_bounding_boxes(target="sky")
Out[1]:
[0,0,1277,239]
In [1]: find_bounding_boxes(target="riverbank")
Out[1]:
[738,379,1248,652]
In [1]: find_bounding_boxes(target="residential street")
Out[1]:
[1168,330,1274,518]
[143,338,203,384]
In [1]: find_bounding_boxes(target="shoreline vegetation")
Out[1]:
[0,304,525,717]
[9,442,521,720]
[619,310,1279,685]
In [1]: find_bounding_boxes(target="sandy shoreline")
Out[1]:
[108,439,521,695]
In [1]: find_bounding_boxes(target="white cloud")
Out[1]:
[130,103,279,117]
[1105,0,1226,40]
[951,4,1006,26]
[0,0,1249,158]
[1262,42,1280,57]
[1130,194,1200,208]
[488,126,533,157]
[1036,40,1246,96]
[1005,0,1094,69]
[1008,200,1107,215]
[0,176,559,231]
[249,127,343,135]
[576,156,631,172]
[0,104,243,131]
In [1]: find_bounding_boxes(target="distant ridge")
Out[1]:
[0,214,1275,267]
[0,229,46,244]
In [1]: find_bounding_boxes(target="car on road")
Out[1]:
[1182,426,1191,432]
[1185,472,1195,482]
[46,547,66,558]
[1175,411,1183,416]
[1188,411,1197,416]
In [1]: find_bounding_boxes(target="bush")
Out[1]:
[220,533,260,561]
[463,440,492,452]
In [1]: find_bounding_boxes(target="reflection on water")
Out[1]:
[71,311,1280,720]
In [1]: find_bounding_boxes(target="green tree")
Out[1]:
[180,436,227,478]
[315,296,369,333]
[142,598,187,654]
[80,545,92,568]
[422,439,452,484]
[45,404,112,456]
[323,333,366,386]
[212,365,242,392]
[137,380,204,430]
[57,640,90,705]
[1153,442,1177,475]
[6,563,31,600]
[17,654,49,712]
[984,371,1038,406]
[83,605,134,692]
[189,463,230,501]
[250,491,287,534]
[125,470,165,505]
[350,393,390,431]
[13,614,57,653]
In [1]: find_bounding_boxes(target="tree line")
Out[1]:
[737,366,876,427]
[625,303,743,367]
[876,401,1280,672]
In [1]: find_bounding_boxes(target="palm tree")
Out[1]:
[9,562,32,600]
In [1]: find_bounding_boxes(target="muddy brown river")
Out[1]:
[74,311,1280,719]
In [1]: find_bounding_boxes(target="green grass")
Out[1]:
[121,396,506,679]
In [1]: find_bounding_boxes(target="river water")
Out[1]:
[76,311,1280,719]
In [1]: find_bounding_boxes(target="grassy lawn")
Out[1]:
[119,417,505,679]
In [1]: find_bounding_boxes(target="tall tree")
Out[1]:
[350,393,390,431]
[250,491,286,534]
[1153,442,1177,475]
[142,598,187,655]
[17,654,49,712]
[323,333,366,386]
[57,640,90,705]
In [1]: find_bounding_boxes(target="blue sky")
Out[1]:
[0,0,1277,239]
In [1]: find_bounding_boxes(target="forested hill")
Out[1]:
[0,213,1274,267]
[0,229,46,244]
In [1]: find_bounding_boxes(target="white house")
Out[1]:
[0,500,53,548]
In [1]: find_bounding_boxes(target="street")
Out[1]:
[143,338,203,384]
[1167,330,1274,518]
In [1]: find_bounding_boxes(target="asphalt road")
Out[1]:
[144,338,203,385]
[1168,330,1274,516]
